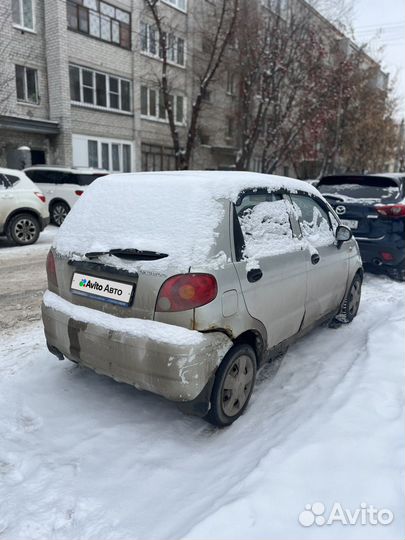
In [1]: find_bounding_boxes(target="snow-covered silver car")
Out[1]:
[42,172,363,426]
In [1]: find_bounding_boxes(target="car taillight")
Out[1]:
[34,192,46,203]
[75,190,84,196]
[156,273,218,312]
[380,251,394,262]
[375,204,405,218]
[46,250,58,289]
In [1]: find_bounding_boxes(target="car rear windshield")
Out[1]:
[76,173,107,186]
[318,176,401,203]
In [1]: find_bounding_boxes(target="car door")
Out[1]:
[233,189,307,349]
[0,174,14,226]
[290,193,349,327]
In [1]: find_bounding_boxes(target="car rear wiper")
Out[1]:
[85,248,168,261]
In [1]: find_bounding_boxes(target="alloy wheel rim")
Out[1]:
[221,354,254,417]
[14,218,36,243]
[348,280,361,316]
[53,205,67,226]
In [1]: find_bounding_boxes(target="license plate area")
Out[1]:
[71,272,135,307]
[340,219,358,230]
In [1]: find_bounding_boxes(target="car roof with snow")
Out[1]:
[53,171,319,272]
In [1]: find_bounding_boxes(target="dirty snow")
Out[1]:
[0,225,57,259]
[0,274,404,540]
[54,171,318,272]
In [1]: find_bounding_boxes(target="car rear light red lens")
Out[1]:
[46,250,58,289]
[375,204,405,218]
[156,274,218,312]
[75,190,84,196]
[380,251,394,262]
[34,192,46,203]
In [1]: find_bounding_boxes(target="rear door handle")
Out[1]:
[311,253,320,265]
[247,268,263,283]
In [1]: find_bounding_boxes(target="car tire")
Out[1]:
[50,201,70,227]
[7,213,40,246]
[386,262,405,282]
[336,273,362,324]
[206,344,257,427]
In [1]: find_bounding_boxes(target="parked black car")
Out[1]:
[317,173,405,281]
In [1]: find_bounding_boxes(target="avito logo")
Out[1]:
[78,277,123,296]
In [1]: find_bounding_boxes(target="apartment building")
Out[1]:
[0,0,194,171]
[0,0,389,174]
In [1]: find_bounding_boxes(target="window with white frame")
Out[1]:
[162,0,187,12]
[72,134,133,172]
[140,22,185,67]
[12,0,34,30]
[140,86,185,124]
[69,65,132,113]
[15,65,38,104]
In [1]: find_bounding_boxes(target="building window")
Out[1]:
[12,0,34,30]
[69,65,132,113]
[15,65,38,104]
[226,71,235,95]
[140,86,185,124]
[73,134,133,172]
[67,0,131,49]
[141,143,176,171]
[140,22,185,67]
[161,0,187,12]
[226,117,234,139]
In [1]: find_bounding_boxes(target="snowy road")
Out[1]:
[0,227,57,332]
[0,264,404,539]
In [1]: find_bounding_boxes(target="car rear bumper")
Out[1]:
[355,234,405,268]
[42,291,232,402]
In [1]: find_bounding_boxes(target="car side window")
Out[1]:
[0,174,7,189]
[26,170,51,183]
[290,194,335,247]
[234,189,301,265]
[60,172,79,184]
[5,174,20,187]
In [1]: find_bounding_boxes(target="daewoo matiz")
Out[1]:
[42,172,363,426]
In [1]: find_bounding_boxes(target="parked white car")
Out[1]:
[0,168,49,245]
[24,166,107,226]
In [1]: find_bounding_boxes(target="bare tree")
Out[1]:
[143,0,239,170]
[231,0,329,172]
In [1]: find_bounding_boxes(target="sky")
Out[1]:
[352,0,405,120]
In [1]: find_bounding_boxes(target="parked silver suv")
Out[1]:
[42,172,363,426]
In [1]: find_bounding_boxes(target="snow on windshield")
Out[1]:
[318,182,400,204]
[54,171,318,272]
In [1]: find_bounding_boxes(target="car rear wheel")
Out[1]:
[336,273,362,324]
[51,201,69,226]
[7,213,40,245]
[206,344,257,427]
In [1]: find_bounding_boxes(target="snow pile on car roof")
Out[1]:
[54,171,317,271]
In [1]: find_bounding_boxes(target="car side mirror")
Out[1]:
[336,225,352,248]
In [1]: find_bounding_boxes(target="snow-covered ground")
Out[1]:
[0,274,403,540]
[0,225,57,259]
